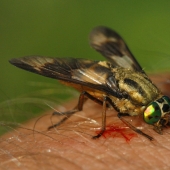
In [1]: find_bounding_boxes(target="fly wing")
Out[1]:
[89,26,144,73]
[9,56,123,98]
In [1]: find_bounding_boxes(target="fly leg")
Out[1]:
[92,96,110,139]
[48,91,103,130]
[117,113,154,141]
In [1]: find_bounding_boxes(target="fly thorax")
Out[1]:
[116,68,160,105]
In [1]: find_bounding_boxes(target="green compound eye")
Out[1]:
[163,96,170,105]
[144,102,161,125]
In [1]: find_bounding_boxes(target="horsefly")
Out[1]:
[9,26,170,140]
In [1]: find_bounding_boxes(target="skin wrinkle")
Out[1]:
[67,125,120,169]
[103,147,132,169]
[146,142,166,168]
[1,73,170,169]
[29,140,80,169]
[143,141,169,169]
[89,143,116,166]
[55,156,82,170]
[131,144,156,169]
[138,145,152,167]
[110,142,145,169]
[137,146,155,169]
[67,136,111,169]
[152,150,166,168]
[56,139,105,168]
[109,135,151,168]
[150,147,165,168]
[156,146,170,166]
[49,133,108,166]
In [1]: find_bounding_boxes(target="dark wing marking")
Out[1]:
[89,26,144,73]
[9,56,125,98]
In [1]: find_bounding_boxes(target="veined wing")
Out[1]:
[9,56,124,98]
[89,26,144,73]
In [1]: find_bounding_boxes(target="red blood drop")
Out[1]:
[96,124,137,142]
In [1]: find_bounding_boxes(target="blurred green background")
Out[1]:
[0,0,170,132]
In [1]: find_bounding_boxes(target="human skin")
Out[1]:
[1,73,170,170]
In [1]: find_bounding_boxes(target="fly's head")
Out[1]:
[143,96,170,134]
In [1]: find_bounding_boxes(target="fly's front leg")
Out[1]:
[92,96,109,139]
[117,113,154,141]
[48,91,103,130]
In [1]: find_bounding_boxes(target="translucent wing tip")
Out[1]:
[9,56,54,74]
[9,57,21,65]
[9,56,36,65]
[9,57,30,69]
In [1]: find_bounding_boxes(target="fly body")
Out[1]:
[9,26,170,140]
[110,67,161,114]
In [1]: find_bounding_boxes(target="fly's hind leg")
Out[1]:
[117,113,154,141]
[48,91,87,130]
[48,91,103,130]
